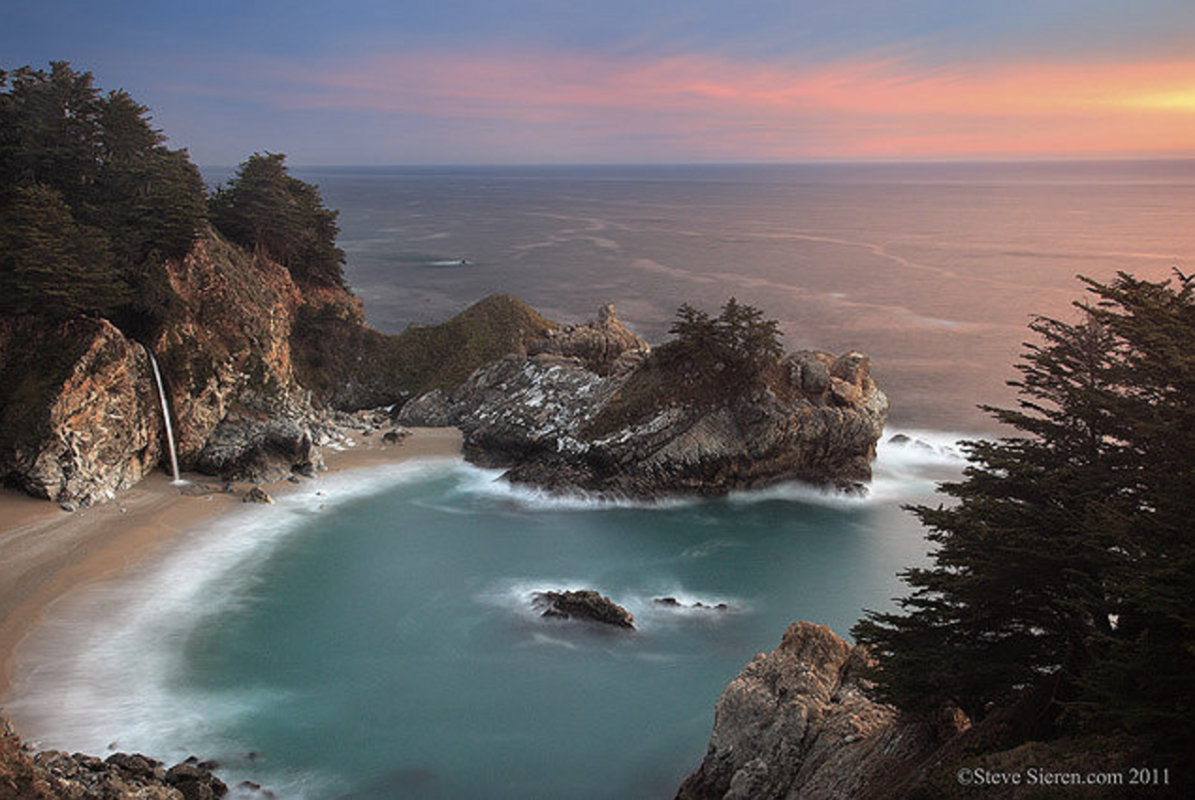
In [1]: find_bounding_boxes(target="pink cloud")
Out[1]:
[252,49,1195,159]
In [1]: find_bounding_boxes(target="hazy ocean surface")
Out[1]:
[10,162,1195,798]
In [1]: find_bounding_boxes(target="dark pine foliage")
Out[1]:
[853,271,1195,757]
[0,62,206,323]
[208,152,346,288]
[658,297,783,380]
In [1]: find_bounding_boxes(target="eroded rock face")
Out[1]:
[0,231,344,501]
[0,317,164,505]
[676,622,958,800]
[527,303,651,375]
[153,231,311,474]
[399,305,887,499]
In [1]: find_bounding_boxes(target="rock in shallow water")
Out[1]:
[531,590,636,629]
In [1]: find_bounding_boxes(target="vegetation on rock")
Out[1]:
[291,292,555,409]
[0,62,206,327]
[854,271,1195,763]
[658,296,783,379]
[209,152,346,288]
[585,298,788,440]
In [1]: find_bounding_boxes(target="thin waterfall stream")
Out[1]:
[145,347,182,483]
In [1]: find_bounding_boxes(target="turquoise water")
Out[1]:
[9,435,960,797]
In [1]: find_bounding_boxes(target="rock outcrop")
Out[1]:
[1,720,230,800]
[152,231,315,477]
[532,590,636,629]
[526,303,651,375]
[0,230,324,502]
[399,306,887,498]
[676,622,961,800]
[0,317,165,506]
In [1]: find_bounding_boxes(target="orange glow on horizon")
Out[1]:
[267,50,1195,160]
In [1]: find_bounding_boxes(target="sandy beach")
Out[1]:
[0,426,462,701]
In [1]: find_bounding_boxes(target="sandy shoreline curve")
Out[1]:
[0,426,463,702]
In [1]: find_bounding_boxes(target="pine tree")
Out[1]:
[1,62,206,322]
[662,297,784,379]
[209,153,346,287]
[0,184,126,318]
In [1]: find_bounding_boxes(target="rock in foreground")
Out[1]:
[532,590,636,629]
[0,720,230,800]
[676,622,958,800]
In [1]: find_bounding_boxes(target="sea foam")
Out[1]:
[6,457,462,796]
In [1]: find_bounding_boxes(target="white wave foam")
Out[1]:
[452,429,972,513]
[6,457,460,772]
[479,578,746,634]
[449,464,698,511]
[722,428,973,508]
[680,538,744,559]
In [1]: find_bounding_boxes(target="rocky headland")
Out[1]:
[676,622,1163,800]
[399,304,888,499]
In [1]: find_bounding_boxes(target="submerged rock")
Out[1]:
[531,590,636,629]
[653,597,730,611]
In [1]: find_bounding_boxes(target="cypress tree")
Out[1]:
[209,152,346,287]
[854,272,1195,754]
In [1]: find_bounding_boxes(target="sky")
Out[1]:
[4,0,1195,165]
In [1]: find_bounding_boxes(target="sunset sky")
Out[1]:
[4,0,1195,165]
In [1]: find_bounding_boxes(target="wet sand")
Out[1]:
[0,427,462,699]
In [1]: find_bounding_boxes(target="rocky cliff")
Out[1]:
[399,306,887,498]
[0,228,551,505]
[676,622,963,800]
[0,229,322,503]
[676,622,1168,800]
[0,316,165,505]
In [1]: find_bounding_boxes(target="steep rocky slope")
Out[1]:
[676,623,963,800]
[399,305,888,498]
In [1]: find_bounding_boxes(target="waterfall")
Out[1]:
[146,347,182,483]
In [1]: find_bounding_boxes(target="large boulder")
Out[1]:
[0,317,165,505]
[195,416,322,483]
[676,622,960,800]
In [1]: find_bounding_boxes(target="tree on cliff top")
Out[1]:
[854,271,1195,755]
[0,62,206,321]
[209,153,346,288]
[662,297,783,379]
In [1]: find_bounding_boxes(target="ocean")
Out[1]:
[9,162,1195,797]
